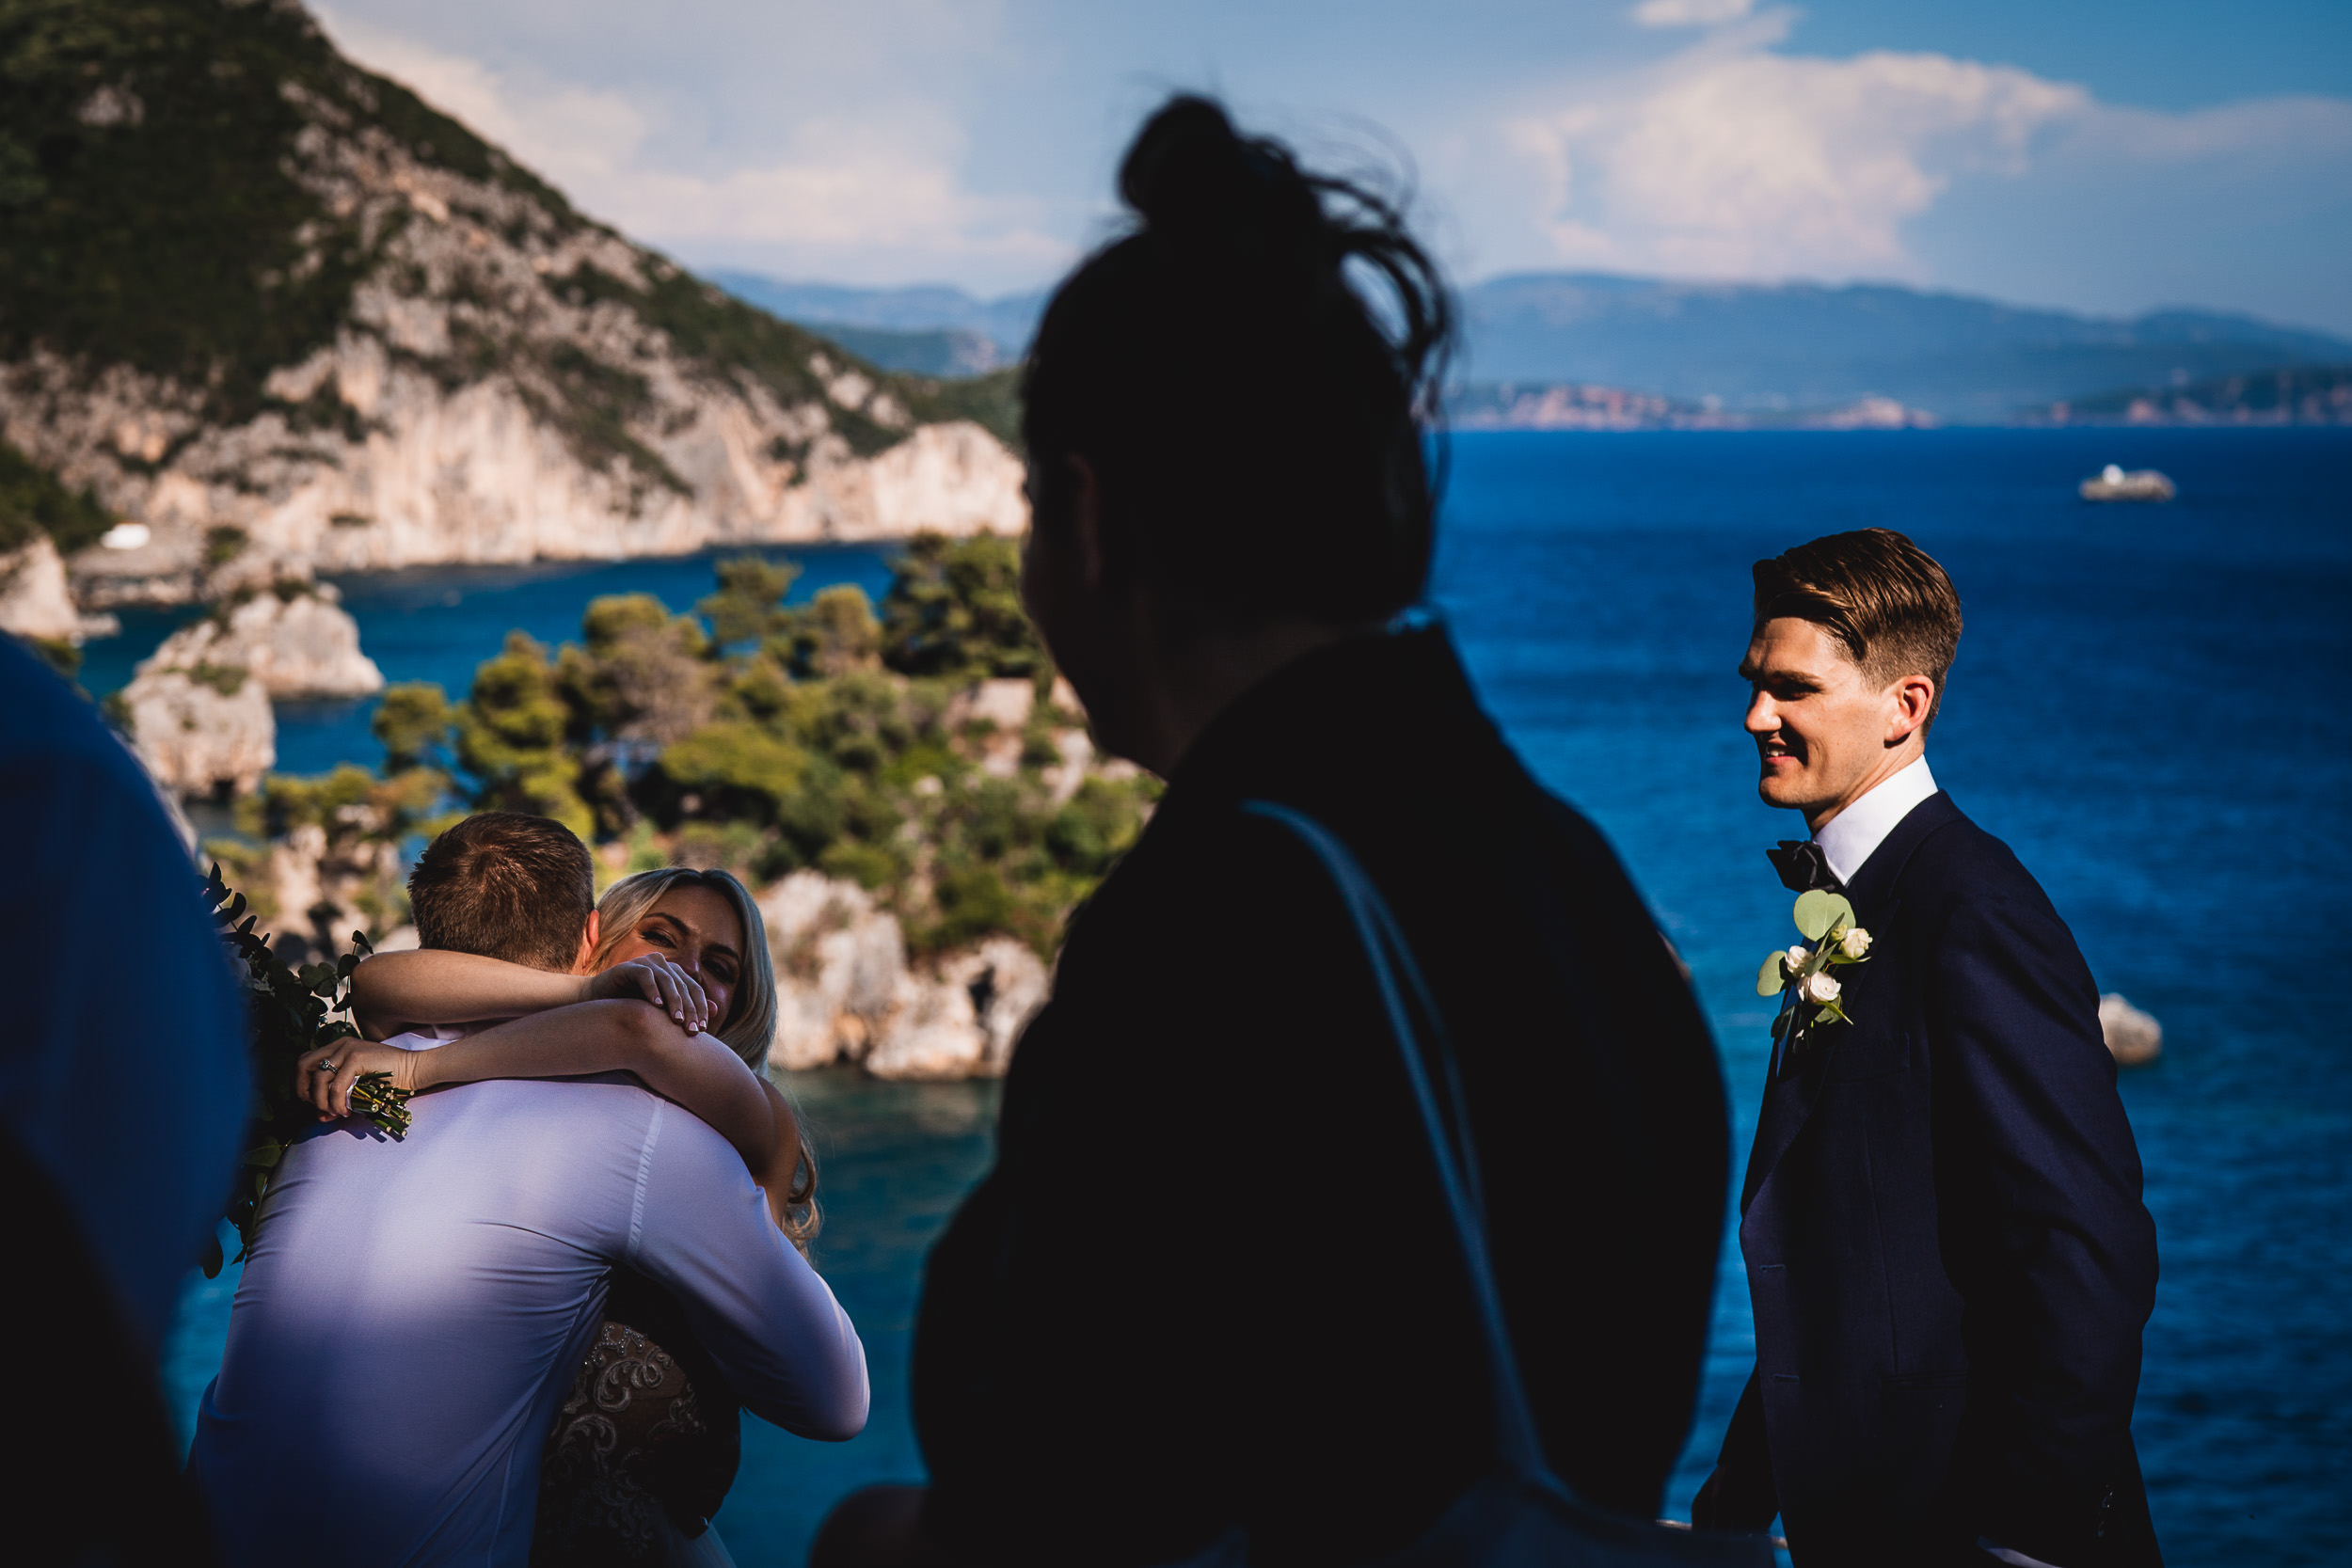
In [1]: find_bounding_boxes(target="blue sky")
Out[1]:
[313,1,2352,333]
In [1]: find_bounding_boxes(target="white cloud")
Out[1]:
[1501,30,2090,279]
[313,5,1073,287]
[1630,0,1754,29]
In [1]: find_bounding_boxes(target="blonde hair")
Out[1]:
[590,867,818,1247]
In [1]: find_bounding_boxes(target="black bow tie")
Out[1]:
[1768,840,1843,895]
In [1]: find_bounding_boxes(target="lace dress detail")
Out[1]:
[533,1272,740,1566]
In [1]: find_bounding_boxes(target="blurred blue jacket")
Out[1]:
[0,634,248,1356]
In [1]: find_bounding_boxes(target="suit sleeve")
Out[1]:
[628,1106,870,1441]
[1926,888,2158,1558]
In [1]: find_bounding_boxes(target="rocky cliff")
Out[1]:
[0,535,117,644]
[758,870,1050,1080]
[0,0,1026,613]
[120,581,389,797]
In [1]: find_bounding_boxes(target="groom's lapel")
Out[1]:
[1740,792,1960,1215]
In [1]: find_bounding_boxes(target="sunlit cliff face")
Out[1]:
[1740,616,1927,832]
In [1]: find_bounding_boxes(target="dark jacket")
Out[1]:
[913,626,1730,1566]
[1704,792,2160,1566]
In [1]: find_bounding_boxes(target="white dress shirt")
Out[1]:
[188,1054,867,1567]
[1811,754,1940,886]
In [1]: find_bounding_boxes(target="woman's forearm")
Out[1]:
[349,949,585,1034]
[411,1000,778,1171]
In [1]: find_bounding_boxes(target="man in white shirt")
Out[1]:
[189,814,866,1566]
[1692,530,2159,1567]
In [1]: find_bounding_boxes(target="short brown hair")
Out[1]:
[407,812,596,971]
[1753,529,1963,728]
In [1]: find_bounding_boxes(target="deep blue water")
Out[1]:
[151,428,2352,1566]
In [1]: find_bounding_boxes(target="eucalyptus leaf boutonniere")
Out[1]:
[201,863,412,1275]
[1756,889,1873,1051]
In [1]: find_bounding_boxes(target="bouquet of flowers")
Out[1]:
[201,863,411,1275]
[1756,888,1873,1052]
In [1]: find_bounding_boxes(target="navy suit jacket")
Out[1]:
[1705,792,2160,1567]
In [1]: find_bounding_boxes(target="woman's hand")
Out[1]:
[585,954,714,1035]
[295,1040,429,1120]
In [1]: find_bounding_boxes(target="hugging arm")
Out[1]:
[297,1002,795,1215]
[631,1109,868,1441]
[346,948,717,1039]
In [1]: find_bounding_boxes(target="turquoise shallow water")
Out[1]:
[150,427,2352,1565]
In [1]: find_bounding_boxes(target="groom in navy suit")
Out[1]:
[1692,531,2160,1566]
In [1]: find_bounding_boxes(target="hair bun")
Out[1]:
[1118,94,1321,261]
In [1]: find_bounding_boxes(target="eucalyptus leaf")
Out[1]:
[242,1141,283,1169]
[1793,890,1854,942]
[1756,954,1788,996]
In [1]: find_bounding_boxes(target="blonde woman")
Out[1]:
[306,866,814,1566]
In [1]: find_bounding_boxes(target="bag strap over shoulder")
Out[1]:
[1241,800,1548,1481]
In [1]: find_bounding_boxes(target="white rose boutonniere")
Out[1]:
[1756,889,1872,1051]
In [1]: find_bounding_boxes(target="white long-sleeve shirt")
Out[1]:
[189,1066,866,1567]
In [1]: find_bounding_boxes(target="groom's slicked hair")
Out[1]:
[1754,528,1963,729]
[407,812,596,972]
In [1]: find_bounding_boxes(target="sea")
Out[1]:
[114,427,2349,1567]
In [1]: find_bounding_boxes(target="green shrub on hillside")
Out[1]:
[497,547,1147,955]
[2,0,400,417]
[373,683,454,774]
[453,632,593,838]
[238,542,1148,963]
[880,533,1048,683]
[0,439,111,555]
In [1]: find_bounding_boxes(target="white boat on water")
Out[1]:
[2079,464,2176,502]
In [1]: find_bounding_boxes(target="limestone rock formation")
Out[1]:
[143,584,384,699]
[0,536,117,643]
[121,660,275,798]
[3,0,1026,614]
[2098,993,2163,1067]
[758,869,1051,1080]
[246,821,404,965]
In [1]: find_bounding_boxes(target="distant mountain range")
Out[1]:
[1457,275,2352,421]
[708,274,1045,377]
[2028,364,2352,426]
[714,269,2352,424]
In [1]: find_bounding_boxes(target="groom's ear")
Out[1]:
[1886,673,1936,744]
[571,909,600,975]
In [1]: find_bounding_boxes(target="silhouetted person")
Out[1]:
[0,636,250,1560]
[815,95,1730,1568]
